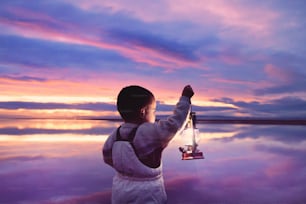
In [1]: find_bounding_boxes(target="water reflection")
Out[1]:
[0,119,305,203]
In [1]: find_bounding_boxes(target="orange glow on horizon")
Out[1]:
[0,76,117,103]
[0,118,118,130]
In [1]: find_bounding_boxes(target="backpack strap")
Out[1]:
[115,126,139,155]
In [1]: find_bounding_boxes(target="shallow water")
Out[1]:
[0,119,306,204]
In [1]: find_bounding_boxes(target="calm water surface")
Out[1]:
[0,119,306,204]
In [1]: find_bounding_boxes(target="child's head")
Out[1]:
[117,85,156,123]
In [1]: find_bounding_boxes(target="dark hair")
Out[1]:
[117,85,155,121]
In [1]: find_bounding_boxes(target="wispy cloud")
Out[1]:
[254,65,306,95]
[213,96,306,118]
[0,75,47,82]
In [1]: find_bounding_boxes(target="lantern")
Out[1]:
[179,111,204,160]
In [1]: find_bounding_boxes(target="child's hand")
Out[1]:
[182,85,194,99]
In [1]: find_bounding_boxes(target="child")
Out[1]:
[103,85,194,204]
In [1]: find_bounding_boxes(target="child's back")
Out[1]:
[103,85,194,203]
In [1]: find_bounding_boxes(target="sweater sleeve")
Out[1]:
[102,130,117,167]
[134,96,191,156]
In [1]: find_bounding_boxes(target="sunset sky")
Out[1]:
[1,0,306,119]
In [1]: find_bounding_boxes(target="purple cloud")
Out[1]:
[213,96,306,118]
[0,101,116,111]
[254,66,306,96]
[0,75,47,82]
[108,28,200,62]
[0,126,114,136]
[0,35,130,71]
[0,155,46,162]
[254,81,306,95]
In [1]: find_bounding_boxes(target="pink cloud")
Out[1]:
[0,7,198,71]
[66,0,282,47]
[4,6,68,28]
[67,0,279,32]
[264,64,294,82]
[169,0,281,45]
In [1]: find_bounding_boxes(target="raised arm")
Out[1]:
[135,85,194,152]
